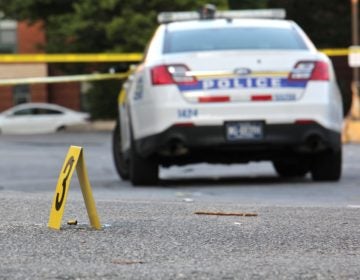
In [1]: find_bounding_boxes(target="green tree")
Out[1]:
[228,0,267,9]
[228,0,351,48]
[86,79,121,120]
[0,0,228,53]
[2,0,346,53]
[267,0,351,48]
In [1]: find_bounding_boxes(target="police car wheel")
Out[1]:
[273,160,309,178]
[311,148,342,182]
[112,120,130,180]
[129,141,159,186]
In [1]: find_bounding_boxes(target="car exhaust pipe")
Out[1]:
[305,134,325,152]
[160,138,189,156]
[169,139,189,156]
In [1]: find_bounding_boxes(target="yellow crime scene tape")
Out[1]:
[0,53,140,85]
[0,49,351,86]
[0,49,350,64]
[0,53,143,63]
[321,48,349,56]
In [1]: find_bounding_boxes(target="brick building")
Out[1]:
[0,20,81,112]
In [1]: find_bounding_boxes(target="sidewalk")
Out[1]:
[343,84,360,143]
[343,119,360,143]
[66,120,116,132]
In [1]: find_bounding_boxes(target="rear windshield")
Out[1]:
[164,27,308,53]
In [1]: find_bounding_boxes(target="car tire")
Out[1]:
[112,120,130,180]
[273,160,309,178]
[311,148,342,182]
[129,140,159,186]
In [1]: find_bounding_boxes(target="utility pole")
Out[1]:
[352,0,359,84]
[351,0,360,118]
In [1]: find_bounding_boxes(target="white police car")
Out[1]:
[113,6,343,185]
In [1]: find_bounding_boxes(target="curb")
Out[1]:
[66,121,116,132]
[343,119,360,143]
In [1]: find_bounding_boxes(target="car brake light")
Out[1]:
[151,65,173,85]
[174,122,195,127]
[151,64,197,85]
[289,61,329,81]
[310,61,329,80]
[295,119,317,125]
[198,96,230,103]
[251,95,272,101]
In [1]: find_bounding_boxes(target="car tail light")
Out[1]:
[151,65,173,85]
[295,119,317,125]
[289,61,329,81]
[151,64,197,85]
[174,122,195,127]
[251,95,272,101]
[198,96,230,103]
[310,61,329,80]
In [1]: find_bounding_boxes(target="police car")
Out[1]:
[113,5,343,185]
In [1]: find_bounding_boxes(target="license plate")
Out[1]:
[225,121,264,141]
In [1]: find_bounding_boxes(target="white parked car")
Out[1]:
[0,103,89,134]
[113,6,343,185]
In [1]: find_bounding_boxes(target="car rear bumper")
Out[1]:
[132,81,343,140]
[135,122,341,166]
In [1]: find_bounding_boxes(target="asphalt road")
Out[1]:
[0,132,360,279]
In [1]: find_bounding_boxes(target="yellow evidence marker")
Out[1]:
[48,146,101,230]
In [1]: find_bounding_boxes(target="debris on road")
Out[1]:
[111,259,145,265]
[347,205,360,208]
[194,211,258,217]
[176,192,193,198]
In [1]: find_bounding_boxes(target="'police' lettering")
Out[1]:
[201,77,284,90]
[256,78,268,88]
[218,79,231,89]
[203,79,215,89]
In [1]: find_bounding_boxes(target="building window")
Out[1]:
[0,20,17,53]
[13,85,30,105]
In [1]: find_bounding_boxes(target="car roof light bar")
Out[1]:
[217,9,286,20]
[158,11,199,24]
[157,9,286,24]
